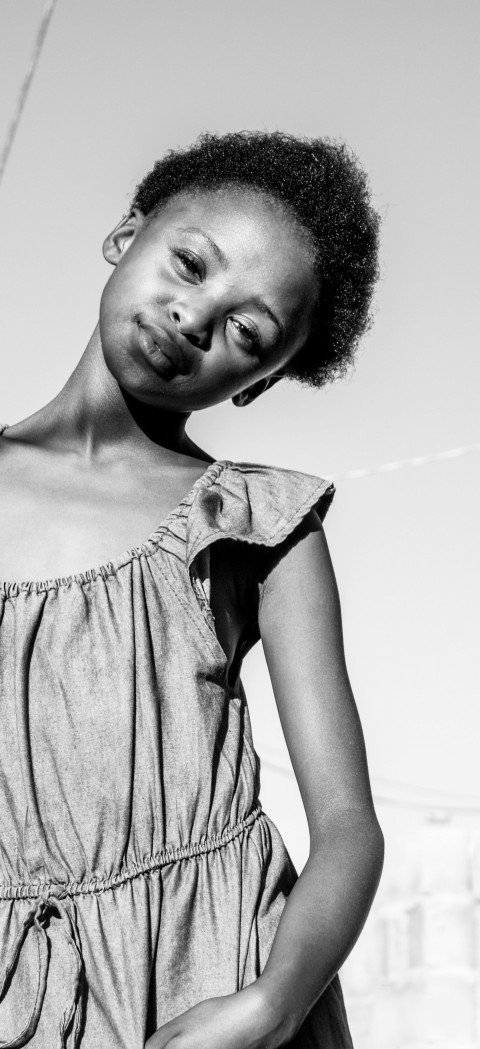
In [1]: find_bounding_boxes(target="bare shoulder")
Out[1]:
[257,508,340,624]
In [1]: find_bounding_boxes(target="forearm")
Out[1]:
[256,807,384,1039]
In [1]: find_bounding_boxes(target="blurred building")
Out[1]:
[255,738,480,1049]
[342,794,480,1049]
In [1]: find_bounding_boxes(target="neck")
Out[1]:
[15,325,197,464]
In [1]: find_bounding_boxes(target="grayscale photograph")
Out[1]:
[0,2,478,1047]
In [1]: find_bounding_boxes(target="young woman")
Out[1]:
[0,131,384,1049]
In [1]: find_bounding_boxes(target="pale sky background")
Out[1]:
[0,0,479,865]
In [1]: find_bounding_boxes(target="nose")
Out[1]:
[168,297,212,349]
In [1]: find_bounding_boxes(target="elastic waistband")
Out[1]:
[0,806,265,901]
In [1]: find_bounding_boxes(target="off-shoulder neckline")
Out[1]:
[0,422,230,596]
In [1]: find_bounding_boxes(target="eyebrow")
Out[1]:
[251,298,284,340]
[178,226,284,340]
[177,227,227,266]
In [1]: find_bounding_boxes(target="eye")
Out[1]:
[229,318,262,353]
[174,249,203,280]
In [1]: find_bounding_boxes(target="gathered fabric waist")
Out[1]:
[0,806,264,1047]
[0,805,264,902]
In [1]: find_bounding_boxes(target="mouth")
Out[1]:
[136,321,190,375]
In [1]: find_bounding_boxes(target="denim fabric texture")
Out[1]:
[0,422,353,1048]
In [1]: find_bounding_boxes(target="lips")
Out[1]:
[137,321,190,374]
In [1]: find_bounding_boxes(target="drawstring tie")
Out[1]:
[0,809,264,1045]
[0,889,84,1048]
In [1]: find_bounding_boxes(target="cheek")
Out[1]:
[195,341,253,392]
[101,253,158,314]
[99,266,147,347]
[98,280,136,372]
[99,266,129,324]
[99,284,121,348]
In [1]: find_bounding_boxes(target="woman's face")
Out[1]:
[100,187,318,410]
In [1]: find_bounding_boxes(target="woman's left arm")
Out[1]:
[145,511,384,1049]
[252,508,385,1039]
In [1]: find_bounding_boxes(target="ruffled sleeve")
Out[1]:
[185,461,335,635]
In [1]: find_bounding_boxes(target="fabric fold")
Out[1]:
[185,461,335,629]
[186,460,335,573]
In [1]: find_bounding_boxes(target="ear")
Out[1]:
[231,372,284,407]
[102,208,147,266]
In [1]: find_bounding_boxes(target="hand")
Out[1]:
[144,982,295,1049]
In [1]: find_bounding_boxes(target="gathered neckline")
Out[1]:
[0,424,229,597]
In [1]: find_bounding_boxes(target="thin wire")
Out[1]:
[325,441,480,482]
[259,749,480,813]
[0,0,58,187]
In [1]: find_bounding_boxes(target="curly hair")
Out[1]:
[131,131,380,389]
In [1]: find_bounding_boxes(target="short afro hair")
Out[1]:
[131,130,380,389]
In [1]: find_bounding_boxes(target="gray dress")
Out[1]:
[0,422,353,1048]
